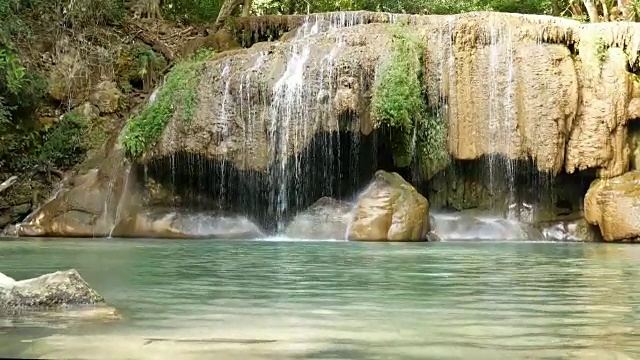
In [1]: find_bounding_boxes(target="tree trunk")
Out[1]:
[570,0,584,16]
[583,0,601,21]
[210,0,243,34]
[139,0,162,19]
[551,0,561,16]
[242,0,252,16]
[600,0,609,20]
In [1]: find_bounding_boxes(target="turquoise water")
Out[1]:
[2,239,640,359]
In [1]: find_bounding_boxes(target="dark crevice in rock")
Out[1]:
[140,129,407,232]
[424,155,596,222]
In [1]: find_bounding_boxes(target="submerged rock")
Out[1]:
[112,210,265,239]
[537,218,601,242]
[585,171,640,241]
[285,197,353,239]
[0,269,108,310]
[347,171,430,241]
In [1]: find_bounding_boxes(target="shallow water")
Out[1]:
[2,239,640,359]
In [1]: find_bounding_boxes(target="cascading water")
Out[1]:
[485,19,521,219]
[266,13,369,231]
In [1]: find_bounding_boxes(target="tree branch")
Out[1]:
[0,176,18,194]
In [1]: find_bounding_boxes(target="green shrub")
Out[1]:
[162,0,224,24]
[37,112,89,168]
[121,53,211,158]
[371,24,449,178]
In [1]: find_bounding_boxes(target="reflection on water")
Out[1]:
[2,239,640,359]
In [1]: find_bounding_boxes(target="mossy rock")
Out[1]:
[115,44,167,92]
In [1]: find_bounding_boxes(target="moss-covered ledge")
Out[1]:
[371,23,449,180]
[121,49,215,158]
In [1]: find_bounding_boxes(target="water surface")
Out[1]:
[1,239,640,359]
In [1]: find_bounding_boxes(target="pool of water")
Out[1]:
[1,239,640,359]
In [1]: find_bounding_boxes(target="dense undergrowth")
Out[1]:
[371,24,448,179]
[121,48,214,158]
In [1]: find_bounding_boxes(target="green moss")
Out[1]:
[371,24,448,178]
[121,53,210,158]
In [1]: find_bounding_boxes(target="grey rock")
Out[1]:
[0,269,105,310]
[285,197,353,240]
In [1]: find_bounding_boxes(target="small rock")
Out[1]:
[89,81,122,114]
[76,102,100,121]
[285,197,353,239]
[0,269,106,309]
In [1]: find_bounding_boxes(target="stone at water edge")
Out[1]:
[285,197,353,239]
[0,269,118,318]
[347,170,430,242]
[584,171,640,242]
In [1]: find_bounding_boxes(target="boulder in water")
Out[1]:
[585,171,640,241]
[285,197,353,239]
[113,209,265,239]
[347,171,430,241]
[0,269,115,316]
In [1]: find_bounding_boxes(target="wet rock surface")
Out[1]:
[0,269,107,310]
[285,197,353,239]
[537,218,602,242]
[585,171,640,242]
[347,171,430,241]
[431,212,544,241]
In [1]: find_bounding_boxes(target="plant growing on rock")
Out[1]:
[371,24,448,179]
[121,50,213,158]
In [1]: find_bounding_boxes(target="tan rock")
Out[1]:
[565,44,631,178]
[584,171,640,241]
[89,81,122,114]
[347,171,429,241]
[47,51,91,106]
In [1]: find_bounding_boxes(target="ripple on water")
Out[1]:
[1,240,640,359]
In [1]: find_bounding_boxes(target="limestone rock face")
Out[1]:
[347,171,430,241]
[565,44,631,178]
[89,81,122,114]
[14,135,133,238]
[285,197,353,239]
[144,12,640,179]
[0,269,105,309]
[146,22,393,171]
[48,51,92,106]
[585,171,640,241]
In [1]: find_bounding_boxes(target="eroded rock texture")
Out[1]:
[347,170,430,241]
[584,171,640,242]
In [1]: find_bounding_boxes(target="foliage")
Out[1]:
[63,0,126,27]
[252,0,554,15]
[371,25,424,167]
[162,0,225,23]
[0,112,89,171]
[121,52,211,157]
[116,44,166,91]
[371,24,448,177]
[37,112,89,168]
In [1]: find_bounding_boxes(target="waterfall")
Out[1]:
[266,13,367,231]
